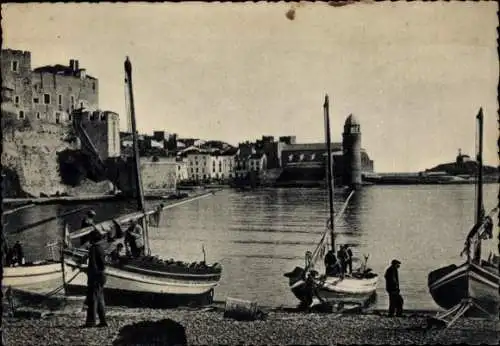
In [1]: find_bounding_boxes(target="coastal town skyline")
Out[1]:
[2,2,498,172]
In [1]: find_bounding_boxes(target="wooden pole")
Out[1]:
[323,95,335,252]
[61,223,68,293]
[474,108,484,261]
[124,57,149,255]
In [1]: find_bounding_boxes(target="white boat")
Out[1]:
[427,109,499,325]
[284,95,378,309]
[3,261,61,288]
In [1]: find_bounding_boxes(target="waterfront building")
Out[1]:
[139,156,177,193]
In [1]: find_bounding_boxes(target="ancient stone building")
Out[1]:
[1,49,33,121]
[31,59,99,124]
[77,110,121,160]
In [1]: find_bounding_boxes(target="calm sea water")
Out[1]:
[4,184,497,310]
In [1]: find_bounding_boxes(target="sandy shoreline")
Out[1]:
[3,306,499,345]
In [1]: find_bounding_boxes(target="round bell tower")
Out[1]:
[342,114,362,189]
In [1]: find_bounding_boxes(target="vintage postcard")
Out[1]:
[1,1,498,345]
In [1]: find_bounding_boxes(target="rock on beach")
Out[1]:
[3,308,499,345]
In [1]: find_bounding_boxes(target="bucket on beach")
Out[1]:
[223,297,266,321]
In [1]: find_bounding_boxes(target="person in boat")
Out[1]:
[345,245,353,275]
[324,249,341,276]
[384,259,403,317]
[124,219,145,258]
[84,229,107,328]
[12,241,25,266]
[80,210,97,246]
[337,245,348,277]
[109,243,125,264]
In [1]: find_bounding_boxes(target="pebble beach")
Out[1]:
[3,307,499,345]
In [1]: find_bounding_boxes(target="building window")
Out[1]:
[58,94,63,105]
[36,112,41,119]
[92,82,96,91]
[70,95,75,109]
[33,97,39,104]
[11,61,19,72]
[196,168,199,173]
[43,94,51,104]
[100,113,106,121]
[14,96,20,105]
[68,113,72,121]
[55,112,61,124]
[18,110,25,119]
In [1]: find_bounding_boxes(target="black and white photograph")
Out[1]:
[0,1,498,345]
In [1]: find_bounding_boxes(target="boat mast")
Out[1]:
[324,94,335,252]
[124,57,149,255]
[473,108,484,261]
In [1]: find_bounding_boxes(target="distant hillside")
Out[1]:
[426,161,497,175]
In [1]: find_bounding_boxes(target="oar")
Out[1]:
[3,203,36,217]
[12,207,90,234]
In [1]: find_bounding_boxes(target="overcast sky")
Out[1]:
[2,2,498,172]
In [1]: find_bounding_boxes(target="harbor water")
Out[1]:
[4,184,497,310]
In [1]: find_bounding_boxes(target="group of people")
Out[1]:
[323,244,353,277]
[78,210,148,328]
[80,210,145,259]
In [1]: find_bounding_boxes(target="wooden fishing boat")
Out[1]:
[62,57,223,307]
[284,95,378,309]
[3,261,61,288]
[427,108,499,326]
[1,206,88,291]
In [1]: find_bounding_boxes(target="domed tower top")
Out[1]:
[343,114,361,134]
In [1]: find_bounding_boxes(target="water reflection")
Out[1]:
[3,184,497,310]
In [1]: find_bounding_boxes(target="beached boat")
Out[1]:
[284,95,378,309]
[62,57,223,307]
[3,261,61,288]
[427,109,499,324]
[1,206,89,291]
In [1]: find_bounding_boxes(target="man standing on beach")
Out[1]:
[384,259,403,317]
[84,229,107,328]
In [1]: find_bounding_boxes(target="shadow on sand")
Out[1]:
[112,319,187,346]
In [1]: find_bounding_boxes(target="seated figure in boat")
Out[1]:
[6,241,25,267]
[125,219,145,258]
[12,241,25,266]
[324,250,341,276]
[109,243,125,264]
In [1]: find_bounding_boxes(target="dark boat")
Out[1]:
[427,108,499,325]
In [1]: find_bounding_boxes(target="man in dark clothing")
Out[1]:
[12,241,24,265]
[80,210,96,247]
[384,259,403,317]
[324,250,340,276]
[84,229,107,327]
[345,245,353,275]
[337,245,347,277]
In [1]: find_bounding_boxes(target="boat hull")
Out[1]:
[3,262,62,288]
[286,267,379,307]
[64,258,221,307]
[428,262,499,317]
